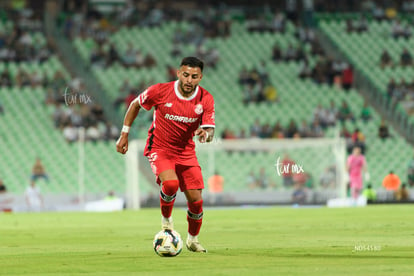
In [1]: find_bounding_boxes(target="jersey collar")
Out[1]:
[174,80,199,101]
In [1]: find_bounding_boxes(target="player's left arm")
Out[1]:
[196,93,215,143]
[362,157,368,173]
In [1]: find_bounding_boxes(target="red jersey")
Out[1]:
[135,80,215,157]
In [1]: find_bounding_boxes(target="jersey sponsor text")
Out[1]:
[164,113,199,123]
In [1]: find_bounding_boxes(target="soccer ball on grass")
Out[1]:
[153,229,183,257]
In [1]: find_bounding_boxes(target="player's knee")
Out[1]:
[187,196,202,203]
[161,179,179,196]
[185,189,203,203]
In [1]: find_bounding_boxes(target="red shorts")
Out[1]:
[146,149,204,192]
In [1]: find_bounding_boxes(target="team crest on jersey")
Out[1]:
[194,104,203,115]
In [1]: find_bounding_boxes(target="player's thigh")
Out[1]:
[176,165,204,193]
[159,169,178,182]
[147,150,177,183]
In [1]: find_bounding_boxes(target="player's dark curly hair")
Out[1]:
[180,57,204,72]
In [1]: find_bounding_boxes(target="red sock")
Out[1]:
[159,180,179,218]
[187,200,203,236]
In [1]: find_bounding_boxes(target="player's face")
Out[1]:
[177,66,203,97]
[353,147,361,155]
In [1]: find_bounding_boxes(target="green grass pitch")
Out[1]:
[1,205,413,275]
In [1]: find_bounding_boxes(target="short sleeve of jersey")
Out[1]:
[200,93,215,128]
[136,84,160,111]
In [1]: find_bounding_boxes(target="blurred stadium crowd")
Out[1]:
[0,0,414,209]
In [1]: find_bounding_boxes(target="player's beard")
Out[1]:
[180,82,196,96]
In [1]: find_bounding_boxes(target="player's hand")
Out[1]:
[116,133,129,154]
[195,128,208,143]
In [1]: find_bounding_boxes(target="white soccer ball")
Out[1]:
[153,229,183,257]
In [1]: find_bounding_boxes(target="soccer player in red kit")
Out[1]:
[116,57,214,252]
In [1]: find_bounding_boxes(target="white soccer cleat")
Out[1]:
[186,237,207,253]
[161,217,174,230]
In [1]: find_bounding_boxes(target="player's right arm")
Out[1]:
[116,85,160,154]
[116,99,141,154]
